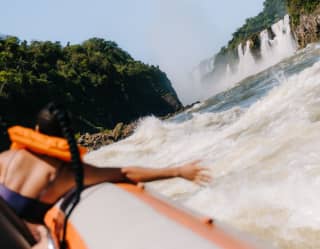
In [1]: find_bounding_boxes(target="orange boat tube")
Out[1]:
[45,183,271,249]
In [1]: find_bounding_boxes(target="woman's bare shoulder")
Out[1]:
[0,149,31,157]
[0,150,37,176]
[0,149,43,165]
[0,150,17,160]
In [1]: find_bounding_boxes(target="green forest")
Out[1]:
[0,37,182,149]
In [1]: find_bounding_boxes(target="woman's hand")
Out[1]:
[178,160,212,185]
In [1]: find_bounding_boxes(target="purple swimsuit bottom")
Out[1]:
[0,184,53,223]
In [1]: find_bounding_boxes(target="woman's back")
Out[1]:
[0,150,57,200]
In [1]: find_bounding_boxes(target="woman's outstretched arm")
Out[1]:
[82,161,211,186]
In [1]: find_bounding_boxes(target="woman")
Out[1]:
[0,102,211,245]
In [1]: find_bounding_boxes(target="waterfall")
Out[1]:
[230,15,297,87]
[269,15,297,60]
[260,29,272,59]
[237,40,256,79]
[191,56,216,99]
[194,56,215,78]
[200,15,298,98]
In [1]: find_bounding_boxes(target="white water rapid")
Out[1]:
[85,43,320,249]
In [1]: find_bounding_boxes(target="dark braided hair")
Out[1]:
[37,102,83,249]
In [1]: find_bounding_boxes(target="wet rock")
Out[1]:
[160,101,200,120]
[78,122,137,150]
[77,103,199,151]
[112,122,124,141]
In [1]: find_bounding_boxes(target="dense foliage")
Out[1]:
[287,0,320,25]
[0,36,182,149]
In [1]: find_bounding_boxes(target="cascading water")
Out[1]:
[85,42,320,249]
[258,15,297,69]
[202,15,297,98]
[237,40,256,79]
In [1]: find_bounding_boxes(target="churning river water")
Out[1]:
[85,43,320,249]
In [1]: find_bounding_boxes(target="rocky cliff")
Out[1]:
[289,4,320,48]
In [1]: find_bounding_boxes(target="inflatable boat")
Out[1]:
[41,182,271,249]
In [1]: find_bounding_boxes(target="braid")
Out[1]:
[47,102,83,249]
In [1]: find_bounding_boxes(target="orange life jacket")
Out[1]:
[8,126,87,162]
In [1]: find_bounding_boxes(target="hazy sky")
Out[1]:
[1,0,265,103]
